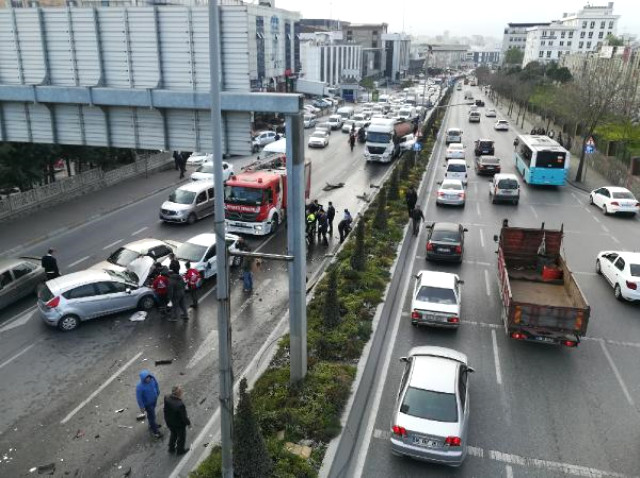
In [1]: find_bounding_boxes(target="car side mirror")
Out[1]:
[126,288,132,294]
[458,279,465,285]
[467,366,475,373]
[493,234,499,242]
[399,357,408,363]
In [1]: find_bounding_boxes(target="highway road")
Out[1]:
[0,112,395,477]
[329,86,640,478]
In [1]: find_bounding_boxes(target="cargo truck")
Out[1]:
[364,119,413,163]
[494,220,590,347]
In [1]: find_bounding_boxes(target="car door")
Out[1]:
[193,190,208,218]
[601,253,619,285]
[203,244,217,279]
[612,257,626,287]
[64,283,102,320]
[458,366,470,441]
[11,261,41,302]
[206,188,216,217]
[0,269,16,310]
[595,188,609,209]
[94,281,132,315]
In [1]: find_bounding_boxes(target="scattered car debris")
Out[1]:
[115,409,125,413]
[129,311,147,322]
[356,193,371,202]
[322,182,345,191]
[136,413,146,421]
[29,467,37,473]
[199,397,207,405]
[155,359,173,366]
[369,183,381,189]
[37,463,55,475]
[118,425,134,429]
[74,429,85,439]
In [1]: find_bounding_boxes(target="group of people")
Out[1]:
[136,370,191,455]
[405,186,424,236]
[305,200,335,243]
[172,151,190,179]
[150,254,201,321]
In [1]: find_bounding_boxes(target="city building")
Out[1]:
[414,44,469,70]
[342,23,388,80]
[557,1,619,53]
[466,47,501,67]
[501,22,551,61]
[522,22,577,66]
[382,33,411,82]
[299,32,362,86]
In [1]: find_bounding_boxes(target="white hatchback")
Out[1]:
[186,152,212,166]
[411,271,463,328]
[444,160,468,185]
[190,161,234,183]
[445,143,466,160]
[494,120,509,131]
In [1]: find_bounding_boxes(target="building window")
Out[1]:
[586,41,592,48]
[609,21,614,29]
[539,51,544,58]
[372,30,378,36]
[582,21,587,28]
[589,31,594,39]
[546,50,552,58]
[579,41,584,48]
[548,41,553,46]
[558,51,562,58]
[284,22,292,70]
[559,41,564,46]
[568,31,574,38]
[346,30,353,42]
[372,41,378,48]
[567,41,572,46]
[541,40,546,46]
[607,30,613,37]
[561,32,565,39]
[580,31,585,38]
[256,17,265,83]
[542,30,547,37]
[600,21,605,29]
[590,21,595,29]
[598,31,604,39]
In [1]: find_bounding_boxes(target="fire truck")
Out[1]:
[224,153,311,236]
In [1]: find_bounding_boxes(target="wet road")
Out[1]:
[0,115,395,476]
[330,86,640,478]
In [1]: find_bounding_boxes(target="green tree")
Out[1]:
[387,167,400,201]
[350,220,366,272]
[233,378,272,478]
[606,34,624,47]
[504,48,524,66]
[323,267,341,329]
[596,118,640,163]
[373,186,387,230]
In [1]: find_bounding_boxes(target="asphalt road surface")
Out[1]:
[0,113,398,477]
[331,86,640,478]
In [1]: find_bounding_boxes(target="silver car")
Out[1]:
[0,257,47,310]
[391,346,474,467]
[436,180,465,207]
[91,238,180,273]
[37,257,156,331]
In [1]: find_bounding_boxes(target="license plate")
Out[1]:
[446,194,458,199]
[439,247,450,253]
[414,437,438,447]
[502,190,513,194]
[535,336,555,343]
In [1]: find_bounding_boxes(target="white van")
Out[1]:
[160,181,215,225]
[336,106,355,120]
[490,173,520,205]
[446,128,463,144]
[444,159,469,186]
[328,115,344,130]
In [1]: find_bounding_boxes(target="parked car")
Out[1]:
[391,346,474,466]
[308,130,330,148]
[399,133,417,152]
[304,115,317,129]
[595,251,640,301]
[475,155,501,175]
[91,238,181,273]
[0,186,21,200]
[425,222,467,263]
[303,104,321,115]
[160,181,215,224]
[411,271,463,328]
[315,122,332,135]
[445,143,466,160]
[186,152,212,167]
[0,257,47,310]
[473,139,494,156]
[436,179,466,207]
[190,161,234,182]
[490,173,520,205]
[589,186,639,216]
[252,130,278,153]
[37,257,156,331]
[494,120,509,131]
[485,108,497,117]
[163,233,241,282]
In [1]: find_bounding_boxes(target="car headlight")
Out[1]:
[255,225,263,231]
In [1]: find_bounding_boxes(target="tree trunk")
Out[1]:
[65,157,72,177]
[521,103,527,128]
[575,137,588,182]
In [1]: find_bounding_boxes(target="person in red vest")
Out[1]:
[152,265,170,317]
[184,261,201,309]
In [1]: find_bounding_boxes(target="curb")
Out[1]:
[567,179,592,193]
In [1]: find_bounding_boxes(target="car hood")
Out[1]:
[161,201,192,212]
[127,256,154,287]
[309,137,326,143]
[90,260,126,272]
[191,172,215,182]
[394,411,462,439]
[413,300,459,315]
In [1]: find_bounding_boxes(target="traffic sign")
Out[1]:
[413,142,423,152]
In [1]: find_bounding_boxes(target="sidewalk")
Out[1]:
[0,164,188,257]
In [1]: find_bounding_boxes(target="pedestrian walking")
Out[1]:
[178,153,188,179]
[168,253,180,275]
[167,270,188,321]
[152,265,170,317]
[405,186,418,217]
[183,262,201,309]
[242,252,254,292]
[317,209,328,243]
[164,385,191,455]
[136,370,162,439]
[173,151,181,171]
[411,205,425,236]
[338,209,353,243]
[41,248,60,280]
[349,133,356,152]
[326,202,336,235]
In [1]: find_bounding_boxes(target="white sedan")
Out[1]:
[596,251,640,302]
[436,179,466,207]
[186,152,213,166]
[589,186,639,216]
[485,108,497,117]
[410,270,463,328]
[308,131,330,148]
[494,120,509,131]
[163,233,242,285]
[190,161,234,182]
[445,143,466,160]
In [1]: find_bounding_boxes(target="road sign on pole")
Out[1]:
[413,142,423,152]
[585,137,595,154]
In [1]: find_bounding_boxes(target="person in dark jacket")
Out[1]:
[178,153,188,179]
[164,385,191,455]
[173,151,181,171]
[41,248,60,280]
[405,186,418,217]
[168,270,188,321]
[411,205,425,236]
[317,209,328,243]
[168,253,180,275]
[326,202,336,235]
[136,370,162,438]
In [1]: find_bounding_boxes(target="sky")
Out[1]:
[272,0,640,40]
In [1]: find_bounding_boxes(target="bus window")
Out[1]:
[536,151,566,169]
[518,144,533,165]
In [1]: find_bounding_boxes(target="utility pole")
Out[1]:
[209,2,234,477]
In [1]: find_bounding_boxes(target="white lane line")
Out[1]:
[0,306,36,334]
[102,239,123,251]
[131,226,148,236]
[373,429,391,440]
[529,205,539,219]
[463,260,491,267]
[592,215,601,223]
[599,340,635,408]
[601,224,610,233]
[476,201,481,217]
[0,343,36,371]
[61,352,143,424]
[573,271,598,277]
[479,228,485,248]
[467,445,484,458]
[611,236,620,244]
[506,464,514,478]
[465,320,501,329]
[484,269,491,296]
[67,255,90,268]
[491,329,503,385]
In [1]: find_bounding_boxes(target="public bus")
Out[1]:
[514,135,570,186]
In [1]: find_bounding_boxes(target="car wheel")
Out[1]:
[614,284,624,301]
[513,199,519,205]
[271,214,279,234]
[589,195,594,205]
[603,205,609,215]
[138,295,156,311]
[411,322,418,327]
[58,315,80,332]
[595,259,602,275]
[187,213,197,225]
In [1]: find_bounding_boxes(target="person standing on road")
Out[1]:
[242,250,254,292]
[349,132,356,152]
[405,186,418,217]
[41,248,60,280]
[178,153,188,179]
[338,209,353,243]
[183,262,200,309]
[411,205,425,236]
[167,269,188,321]
[164,385,191,455]
[168,253,180,275]
[152,265,170,317]
[317,209,328,243]
[136,370,162,439]
[173,151,181,171]
[326,202,336,235]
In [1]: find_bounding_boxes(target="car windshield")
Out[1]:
[448,130,461,136]
[401,387,458,422]
[630,264,640,277]
[196,163,214,174]
[416,285,457,305]
[612,191,635,199]
[107,247,140,267]
[498,179,519,189]
[224,185,264,206]
[168,190,196,205]
[441,182,462,191]
[479,141,493,148]
[431,229,460,242]
[106,268,137,285]
[367,131,392,143]
[447,164,466,172]
[175,242,207,262]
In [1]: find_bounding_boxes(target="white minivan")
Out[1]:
[160,181,215,225]
[444,159,469,186]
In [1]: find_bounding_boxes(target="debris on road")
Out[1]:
[29,467,37,473]
[356,193,371,203]
[117,425,134,429]
[115,408,125,413]
[199,397,206,405]
[129,311,147,322]
[323,182,345,191]
[74,429,85,439]
[136,413,146,421]
[36,463,55,475]
[154,359,173,366]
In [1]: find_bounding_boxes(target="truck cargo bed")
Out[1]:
[509,279,580,308]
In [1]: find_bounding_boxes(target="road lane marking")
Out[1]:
[67,255,90,268]
[601,224,610,233]
[476,201,481,217]
[611,236,620,244]
[529,205,539,219]
[0,343,36,371]
[491,329,503,385]
[463,260,491,267]
[599,340,635,408]
[61,352,143,424]
[0,306,36,334]
[131,226,148,236]
[506,464,514,478]
[484,269,491,296]
[479,228,485,248]
[592,215,601,223]
[102,239,123,251]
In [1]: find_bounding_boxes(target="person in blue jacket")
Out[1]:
[136,370,162,438]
